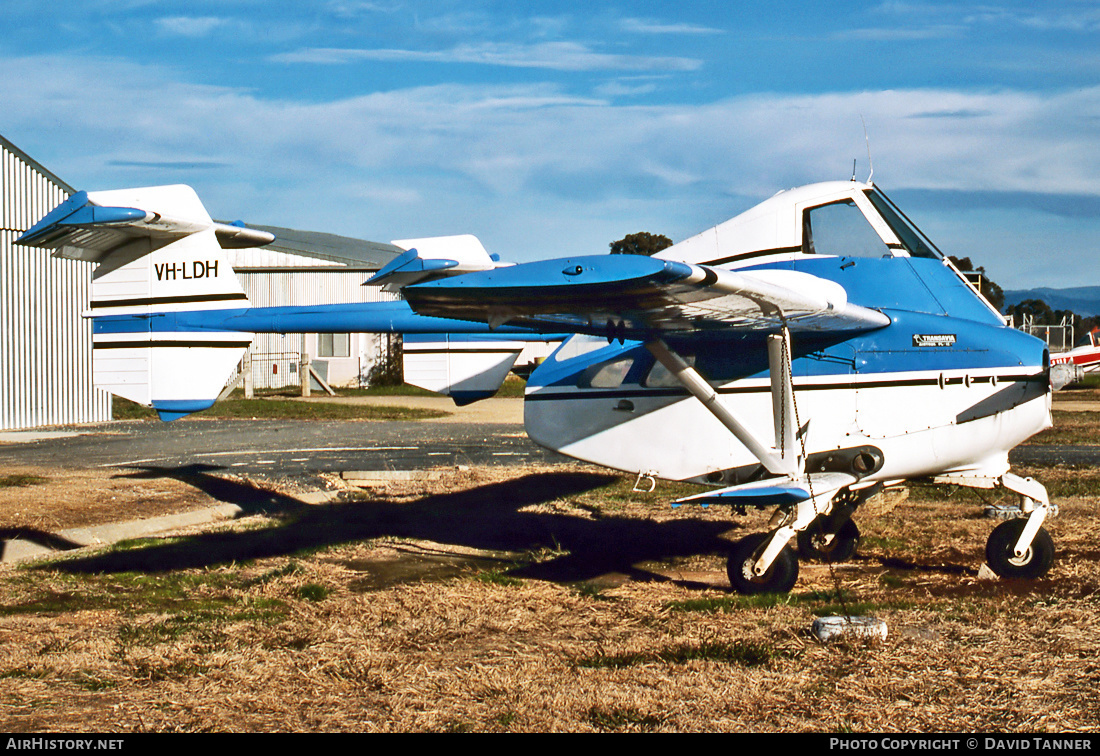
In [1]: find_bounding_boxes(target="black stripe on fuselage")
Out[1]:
[699,246,802,267]
[93,340,252,349]
[524,373,1045,402]
[90,293,249,309]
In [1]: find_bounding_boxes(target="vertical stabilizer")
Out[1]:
[18,185,261,419]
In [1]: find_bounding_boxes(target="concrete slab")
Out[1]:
[288,395,524,424]
[2,503,244,563]
[0,430,85,443]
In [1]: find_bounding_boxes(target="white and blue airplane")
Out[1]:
[17,179,1057,594]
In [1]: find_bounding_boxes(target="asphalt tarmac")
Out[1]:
[0,417,570,477]
[0,415,1092,482]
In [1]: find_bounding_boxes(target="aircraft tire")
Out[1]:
[985,519,1055,579]
[727,533,799,595]
[797,519,860,562]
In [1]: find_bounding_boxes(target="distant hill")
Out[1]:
[1003,287,1100,317]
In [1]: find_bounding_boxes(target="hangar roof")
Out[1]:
[0,132,401,273]
[0,134,76,195]
[225,224,404,271]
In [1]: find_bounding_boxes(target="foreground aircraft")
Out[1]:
[17,180,1057,593]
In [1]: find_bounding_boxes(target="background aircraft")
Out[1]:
[1051,328,1100,376]
[17,179,1057,594]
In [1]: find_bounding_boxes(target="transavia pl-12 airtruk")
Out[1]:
[17,178,1060,594]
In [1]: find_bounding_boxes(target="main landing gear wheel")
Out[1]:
[727,533,799,595]
[985,519,1055,579]
[797,519,860,562]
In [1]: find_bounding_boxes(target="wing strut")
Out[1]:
[649,331,848,578]
[645,333,803,478]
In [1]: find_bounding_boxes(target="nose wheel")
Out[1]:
[985,519,1055,579]
[727,533,799,594]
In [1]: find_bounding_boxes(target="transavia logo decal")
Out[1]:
[913,333,957,347]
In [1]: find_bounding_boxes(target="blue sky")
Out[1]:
[3,0,1099,290]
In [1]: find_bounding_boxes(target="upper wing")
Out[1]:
[398,254,890,337]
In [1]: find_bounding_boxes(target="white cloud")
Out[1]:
[594,80,661,98]
[269,41,703,72]
[326,1,402,17]
[4,53,1100,287]
[872,2,1100,35]
[619,18,725,35]
[832,24,963,41]
[965,7,1100,33]
[155,16,231,38]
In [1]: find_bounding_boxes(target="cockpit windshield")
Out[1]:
[1074,330,1099,349]
[865,188,942,260]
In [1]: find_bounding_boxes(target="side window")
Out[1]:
[644,355,694,387]
[803,200,891,259]
[579,357,634,388]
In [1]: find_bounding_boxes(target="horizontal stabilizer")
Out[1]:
[15,186,274,272]
[367,235,499,290]
[674,472,858,507]
[213,221,277,249]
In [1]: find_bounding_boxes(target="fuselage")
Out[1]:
[524,254,1051,487]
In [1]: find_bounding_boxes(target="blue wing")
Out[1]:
[399,254,890,338]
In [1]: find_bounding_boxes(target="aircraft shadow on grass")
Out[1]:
[41,464,743,588]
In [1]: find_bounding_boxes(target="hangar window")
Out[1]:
[319,333,351,358]
[580,357,634,388]
[803,200,891,259]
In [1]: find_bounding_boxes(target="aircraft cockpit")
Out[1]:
[1073,329,1100,349]
[658,179,1001,319]
[659,180,944,266]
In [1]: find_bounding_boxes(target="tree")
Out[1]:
[949,256,1005,311]
[609,232,673,256]
[1006,298,1055,325]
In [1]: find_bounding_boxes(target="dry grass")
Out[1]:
[1,464,1098,733]
[0,468,218,533]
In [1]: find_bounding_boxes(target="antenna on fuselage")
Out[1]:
[861,114,874,185]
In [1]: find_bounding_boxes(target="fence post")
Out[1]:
[243,352,254,399]
[300,351,311,398]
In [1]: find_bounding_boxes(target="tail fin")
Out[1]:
[18,185,269,420]
[402,334,524,405]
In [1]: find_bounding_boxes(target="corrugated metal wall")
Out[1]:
[0,138,111,430]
